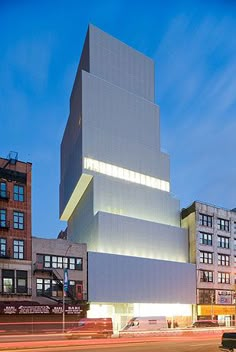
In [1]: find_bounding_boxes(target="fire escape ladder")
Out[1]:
[52,269,78,303]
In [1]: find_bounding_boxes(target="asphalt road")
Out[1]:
[0,335,222,352]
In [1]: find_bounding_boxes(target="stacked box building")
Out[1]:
[60,25,196,329]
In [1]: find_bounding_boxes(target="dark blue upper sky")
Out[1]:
[1,0,236,238]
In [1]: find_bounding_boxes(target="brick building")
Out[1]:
[0,152,32,300]
[181,201,236,326]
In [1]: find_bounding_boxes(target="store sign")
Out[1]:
[217,291,232,305]
[18,306,50,314]
[0,304,82,315]
[64,269,69,292]
[65,306,81,314]
[3,306,17,315]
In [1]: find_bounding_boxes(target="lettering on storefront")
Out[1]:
[66,306,81,314]
[52,306,63,314]
[3,306,17,315]
[0,304,83,315]
[18,306,50,314]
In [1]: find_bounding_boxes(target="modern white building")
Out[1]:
[60,24,196,329]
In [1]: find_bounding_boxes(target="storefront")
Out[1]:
[197,305,236,327]
[0,301,89,334]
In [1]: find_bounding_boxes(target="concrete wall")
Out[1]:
[93,174,180,226]
[96,212,188,262]
[82,70,169,182]
[89,24,155,102]
[88,252,196,303]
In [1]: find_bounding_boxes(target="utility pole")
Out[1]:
[62,244,72,333]
[210,291,214,320]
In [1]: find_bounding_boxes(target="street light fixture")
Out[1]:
[210,291,214,321]
[62,244,72,334]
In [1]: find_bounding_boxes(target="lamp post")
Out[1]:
[210,291,214,321]
[62,244,72,334]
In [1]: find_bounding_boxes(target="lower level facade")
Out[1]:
[0,237,89,333]
[87,252,196,331]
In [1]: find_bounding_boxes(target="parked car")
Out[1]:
[192,320,219,328]
[121,316,168,332]
[65,318,113,339]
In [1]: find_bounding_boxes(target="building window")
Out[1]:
[234,239,236,251]
[218,254,230,266]
[41,254,83,271]
[234,222,236,235]
[217,218,230,232]
[13,211,24,230]
[0,238,6,257]
[199,270,213,282]
[44,255,51,268]
[200,251,213,264]
[52,256,63,269]
[199,232,212,246]
[218,236,230,249]
[84,157,170,193]
[0,209,7,228]
[52,280,63,297]
[218,272,230,284]
[2,269,14,293]
[199,213,213,227]
[43,279,52,296]
[13,185,24,202]
[198,289,215,304]
[36,279,43,296]
[13,240,24,259]
[0,182,7,199]
[63,257,68,268]
[75,258,83,270]
[69,257,75,270]
[234,256,236,267]
[16,271,27,293]
[36,278,62,297]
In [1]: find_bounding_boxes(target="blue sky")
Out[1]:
[1,0,236,238]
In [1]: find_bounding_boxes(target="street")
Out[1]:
[0,334,222,352]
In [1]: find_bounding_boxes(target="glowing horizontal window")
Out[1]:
[84,157,170,192]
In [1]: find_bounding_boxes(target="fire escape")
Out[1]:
[33,263,84,304]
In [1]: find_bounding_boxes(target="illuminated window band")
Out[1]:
[84,157,170,192]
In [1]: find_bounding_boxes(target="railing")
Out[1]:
[33,264,84,304]
[0,191,10,200]
[33,262,53,273]
[0,221,10,230]
[0,288,32,296]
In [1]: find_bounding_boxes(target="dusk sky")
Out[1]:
[1,0,236,238]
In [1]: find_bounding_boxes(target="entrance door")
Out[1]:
[225,316,231,327]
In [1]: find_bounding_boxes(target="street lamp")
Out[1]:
[62,244,72,333]
[210,291,214,320]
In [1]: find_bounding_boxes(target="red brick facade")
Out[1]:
[0,156,32,261]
